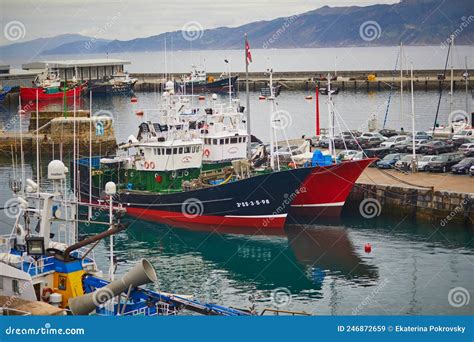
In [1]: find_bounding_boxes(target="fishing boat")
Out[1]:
[178,65,238,94]
[89,72,137,95]
[20,69,87,101]
[0,160,254,316]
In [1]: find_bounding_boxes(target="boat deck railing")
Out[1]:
[0,307,32,316]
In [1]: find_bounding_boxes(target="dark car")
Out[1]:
[359,136,385,149]
[452,137,474,149]
[451,157,474,174]
[427,153,464,172]
[376,153,405,169]
[363,147,392,164]
[334,134,360,149]
[379,129,399,138]
[419,140,454,155]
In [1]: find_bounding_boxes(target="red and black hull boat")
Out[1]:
[290,158,375,218]
[20,83,87,101]
[75,161,312,231]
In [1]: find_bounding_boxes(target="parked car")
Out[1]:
[409,131,432,141]
[360,132,387,140]
[364,147,391,161]
[419,140,454,155]
[452,137,474,149]
[470,165,474,176]
[359,136,385,148]
[378,129,399,138]
[376,153,405,169]
[458,143,474,154]
[451,157,474,174]
[352,151,365,161]
[318,135,330,148]
[407,139,430,153]
[452,129,474,140]
[337,150,359,161]
[395,154,420,171]
[380,136,411,149]
[334,133,357,149]
[417,155,437,171]
[427,153,464,172]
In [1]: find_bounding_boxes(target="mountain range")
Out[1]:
[1,0,472,58]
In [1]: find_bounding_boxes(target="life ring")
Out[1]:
[203,149,210,157]
[184,170,189,176]
[171,171,177,178]
[41,287,54,302]
[144,161,150,169]
[149,161,156,169]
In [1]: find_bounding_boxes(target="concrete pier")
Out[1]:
[132,69,473,92]
[346,168,473,227]
[0,111,117,158]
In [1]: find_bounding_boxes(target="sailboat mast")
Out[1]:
[410,64,416,172]
[465,56,469,115]
[450,35,454,116]
[400,42,403,125]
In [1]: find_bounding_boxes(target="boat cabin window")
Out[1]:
[166,148,172,155]
[179,147,183,154]
[220,139,224,145]
[213,139,218,145]
[184,147,191,153]
[12,279,20,294]
[231,137,238,144]
[225,138,229,144]
[173,148,178,154]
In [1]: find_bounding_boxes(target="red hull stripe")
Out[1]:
[126,207,287,230]
[20,84,86,101]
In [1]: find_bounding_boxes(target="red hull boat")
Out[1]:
[290,158,375,218]
[20,83,87,101]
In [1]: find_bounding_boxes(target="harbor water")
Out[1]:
[0,87,472,315]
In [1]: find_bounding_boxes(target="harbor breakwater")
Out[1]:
[132,69,473,92]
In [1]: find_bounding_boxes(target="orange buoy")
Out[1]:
[198,96,205,100]
[288,162,297,168]
[364,243,372,253]
[305,95,313,100]
[131,97,138,103]
[136,110,144,116]
[259,95,266,100]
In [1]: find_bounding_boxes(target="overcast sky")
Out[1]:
[0,0,399,46]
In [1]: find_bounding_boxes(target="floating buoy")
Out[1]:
[305,95,313,100]
[259,95,266,100]
[364,243,372,253]
[288,162,297,168]
[131,97,138,103]
[198,96,206,100]
[136,110,144,116]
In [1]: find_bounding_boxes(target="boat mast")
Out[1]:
[400,42,403,125]
[36,89,40,189]
[465,56,469,115]
[327,74,336,160]
[449,35,454,117]
[245,34,251,159]
[268,68,275,171]
[89,90,93,220]
[410,64,417,173]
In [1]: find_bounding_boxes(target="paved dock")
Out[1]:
[132,69,472,92]
[358,168,474,194]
